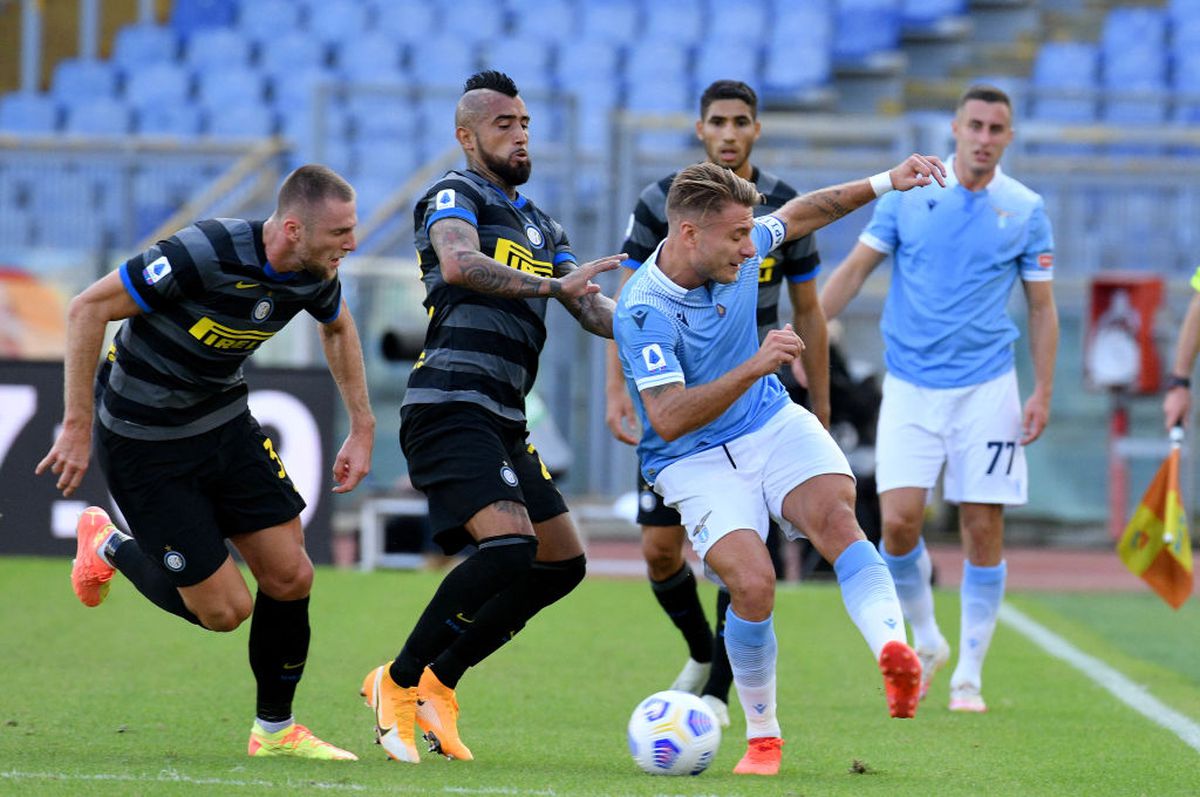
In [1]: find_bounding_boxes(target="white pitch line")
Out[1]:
[999,603,1200,754]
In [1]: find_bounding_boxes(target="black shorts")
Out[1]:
[400,402,568,555]
[636,470,683,527]
[95,411,306,587]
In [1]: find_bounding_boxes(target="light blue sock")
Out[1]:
[835,539,906,659]
[255,715,294,734]
[951,560,1006,690]
[878,537,942,650]
[724,608,780,739]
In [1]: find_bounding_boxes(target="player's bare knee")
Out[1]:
[642,528,684,579]
[725,569,775,621]
[198,600,250,632]
[258,558,314,601]
[881,510,923,554]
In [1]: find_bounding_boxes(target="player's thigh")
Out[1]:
[779,473,863,564]
[654,447,770,566]
[229,516,313,600]
[875,373,946,493]
[943,371,1027,505]
[703,529,775,620]
[177,556,254,631]
[95,423,233,588]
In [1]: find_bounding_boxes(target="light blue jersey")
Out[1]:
[615,217,792,483]
[859,158,1054,388]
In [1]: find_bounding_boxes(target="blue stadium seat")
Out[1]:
[709,2,769,45]
[580,1,640,43]
[51,59,118,105]
[123,63,192,111]
[762,42,831,98]
[195,64,267,110]
[408,36,478,89]
[0,203,35,248]
[258,31,329,78]
[627,42,689,85]
[1102,8,1167,91]
[237,0,303,43]
[509,0,576,39]
[833,0,901,64]
[305,0,372,45]
[1103,7,1167,52]
[348,93,418,141]
[349,145,419,185]
[644,0,703,47]
[1030,42,1098,122]
[0,92,60,134]
[64,97,133,136]
[371,0,438,43]
[206,102,276,138]
[694,40,760,92]
[772,1,834,48]
[484,40,556,93]
[440,0,507,43]
[557,39,620,92]
[270,66,337,110]
[171,0,237,32]
[625,78,689,113]
[901,0,966,30]
[335,33,404,82]
[184,27,252,71]
[112,24,179,70]
[138,104,204,137]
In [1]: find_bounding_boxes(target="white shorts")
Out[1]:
[653,403,854,565]
[875,370,1027,505]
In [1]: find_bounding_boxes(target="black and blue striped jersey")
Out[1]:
[101,218,341,440]
[402,169,575,424]
[620,166,820,342]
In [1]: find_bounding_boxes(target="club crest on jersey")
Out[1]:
[142,255,171,285]
[435,188,455,210]
[641,344,666,372]
[163,549,186,572]
[524,223,544,248]
[500,464,519,487]
[716,304,726,317]
[252,297,274,323]
[1037,252,1054,270]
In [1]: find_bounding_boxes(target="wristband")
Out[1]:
[1167,374,1192,390]
[869,171,893,197]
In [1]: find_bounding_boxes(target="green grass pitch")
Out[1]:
[1,557,1197,796]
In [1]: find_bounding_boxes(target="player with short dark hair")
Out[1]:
[37,163,375,760]
[604,80,827,727]
[821,84,1059,713]
[360,70,625,764]
[615,154,945,775]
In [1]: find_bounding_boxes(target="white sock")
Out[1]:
[723,608,781,740]
[835,540,907,659]
[950,560,1007,689]
[255,716,294,734]
[879,537,943,650]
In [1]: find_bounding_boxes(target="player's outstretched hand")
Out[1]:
[35,424,91,497]
[751,324,804,378]
[889,154,948,192]
[331,429,373,493]
[554,254,627,300]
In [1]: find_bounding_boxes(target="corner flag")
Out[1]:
[1117,429,1194,609]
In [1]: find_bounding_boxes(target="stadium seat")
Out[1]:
[0,203,35,248]
[580,1,640,43]
[111,24,179,70]
[832,0,901,64]
[901,0,966,30]
[644,0,704,47]
[408,36,479,89]
[694,39,760,92]
[762,42,831,98]
[709,2,769,45]
[259,31,329,78]
[509,0,576,39]
[270,66,337,112]
[138,104,204,137]
[171,0,237,32]
[627,42,689,86]
[557,39,620,92]
[1030,42,1098,122]
[772,1,834,48]
[483,38,556,93]
[50,59,118,105]
[184,27,252,71]
[350,143,419,184]
[206,102,276,138]
[0,92,60,134]
[348,93,418,142]
[305,0,373,46]
[123,63,192,111]
[335,33,404,82]
[64,97,132,136]
[371,0,438,44]
[237,0,303,43]
[439,0,508,43]
[195,65,268,111]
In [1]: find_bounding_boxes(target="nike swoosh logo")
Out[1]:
[282,661,305,670]
[455,612,475,624]
[235,281,261,289]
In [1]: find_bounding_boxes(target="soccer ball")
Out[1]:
[627,690,721,776]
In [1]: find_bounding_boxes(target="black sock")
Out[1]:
[249,590,310,724]
[702,588,733,702]
[431,554,586,688]
[110,537,201,626]
[390,534,537,688]
[650,564,712,663]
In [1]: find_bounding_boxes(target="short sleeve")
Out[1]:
[620,181,671,269]
[616,305,684,392]
[308,279,343,323]
[423,181,483,232]
[1019,200,1055,282]
[753,216,787,259]
[779,232,821,283]
[118,239,192,314]
[550,217,575,268]
[859,190,901,254]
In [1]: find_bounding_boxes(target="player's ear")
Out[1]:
[455,125,472,151]
[694,119,704,142]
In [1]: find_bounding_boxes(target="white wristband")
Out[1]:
[869,171,893,197]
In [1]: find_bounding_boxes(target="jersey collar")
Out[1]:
[466,169,528,209]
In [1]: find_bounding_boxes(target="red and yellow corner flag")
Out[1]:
[1118,444,1194,609]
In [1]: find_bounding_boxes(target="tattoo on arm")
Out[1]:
[642,383,680,399]
[800,187,852,222]
[430,217,555,297]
